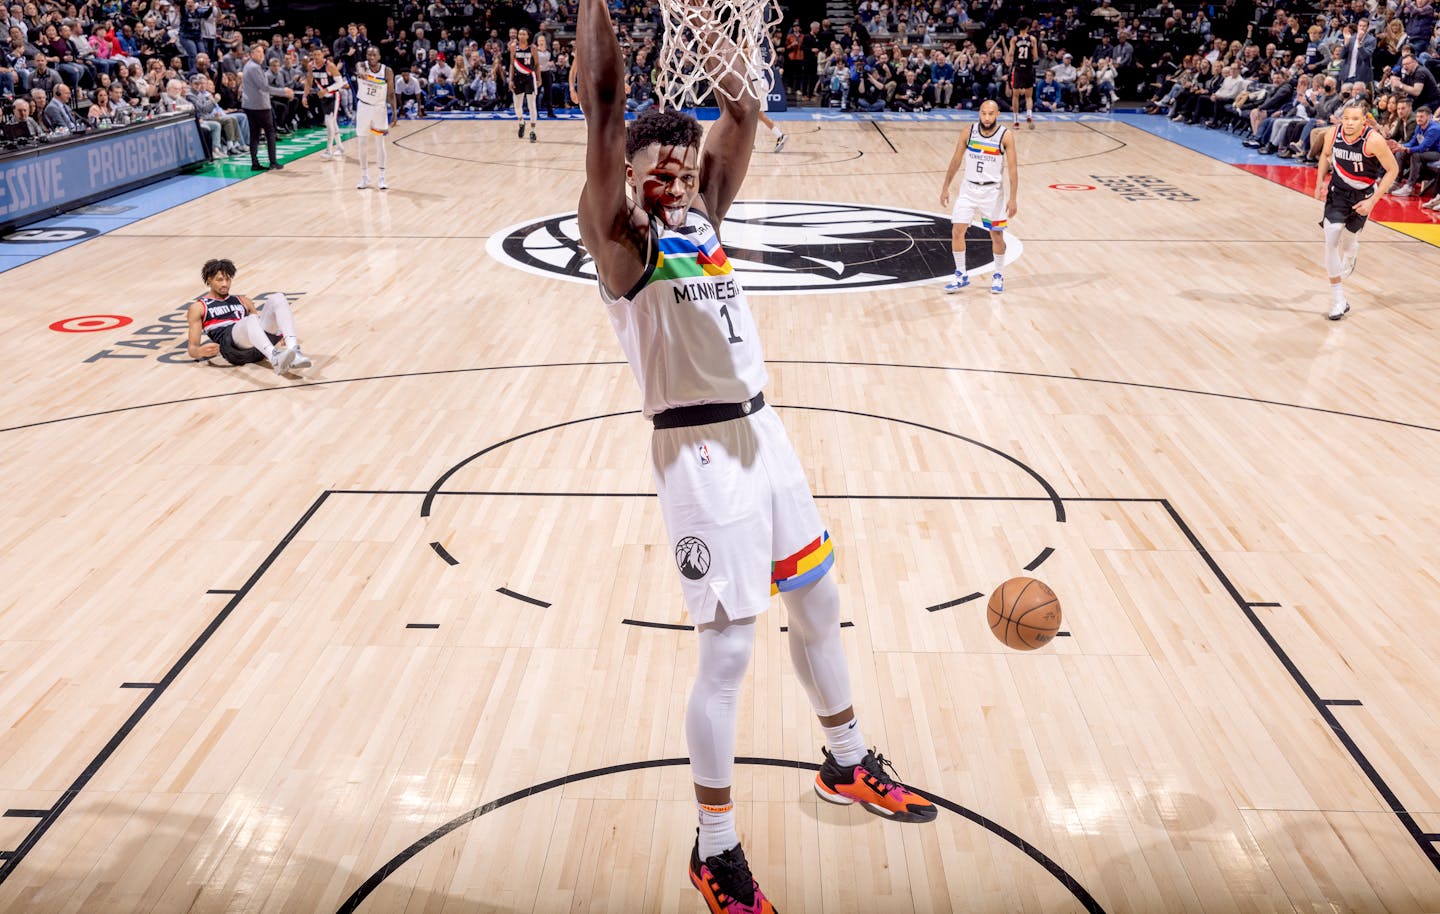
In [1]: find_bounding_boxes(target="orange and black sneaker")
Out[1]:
[688,835,777,913]
[814,746,938,823]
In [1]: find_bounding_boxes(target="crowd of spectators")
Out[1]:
[4,0,1438,197]
[1131,2,1440,204]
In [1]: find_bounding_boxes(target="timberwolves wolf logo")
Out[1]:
[675,536,711,580]
[487,201,1023,295]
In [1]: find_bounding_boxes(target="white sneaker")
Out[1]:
[271,346,298,374]
[378,174,388,190]
[1391,184,1413,197]
[320,150,333,160]
[357,174,370,190]
[288,348,313,370]
[1423,197,1440,210]
[1327,299,1350,321]
[944,273,970,292]
[990,272,1004,294]
[774,134,788,153]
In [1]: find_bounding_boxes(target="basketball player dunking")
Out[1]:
[577,0,936,910]
[511,28,539,143]
[1006,18,1039,129]
[940,98,1018,294]
[354,47,395,190]
[1314,98,1398,319]
[304,48,343,160]
[185,258,312,374]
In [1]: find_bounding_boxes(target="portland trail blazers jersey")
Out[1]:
[1329,125,1382,190]
[198,294,247,339]
[602,209,768,417]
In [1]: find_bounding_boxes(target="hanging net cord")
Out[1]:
[653,0,782,109]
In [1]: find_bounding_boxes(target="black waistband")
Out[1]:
[652,392,766,430]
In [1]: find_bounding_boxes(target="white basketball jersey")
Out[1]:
[602,209,768,417]
[964,123,1006,185]
[357,62,387,106]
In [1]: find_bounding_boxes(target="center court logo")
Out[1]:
[486,201,1023,295]
[675,536,711,580]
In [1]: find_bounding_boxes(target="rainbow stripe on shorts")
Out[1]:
[770,531,835,594]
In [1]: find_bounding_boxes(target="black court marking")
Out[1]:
[429,542,459,566]
[780,622,856,633]
[0,491,331,887]
[405,623,440,630]
[120,682,159,689]
[4,491,1437,889]
[1322,699,1364,707]
[1160,498,1440,873]
[206,589,239,595]
[927,592,985,612]
[1247,601,1283,608]
[7,359,1440,439]
[621,618,695,631]
[332,755,1107,914]
[1024,546,1055,571]
[871,119,898,153]
[496,587,551,608]
[2,810,48,818]
[1055,631,1073,637]
[421,405,1066,566]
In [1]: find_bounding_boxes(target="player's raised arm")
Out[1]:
[576,0,646,294]
[693,3,761,224]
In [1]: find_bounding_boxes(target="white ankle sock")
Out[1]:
[952,251,965,273]
[697,802,739,860]
[1331,284,1345,302]
[771,125,783,138]
[822,718,867,766]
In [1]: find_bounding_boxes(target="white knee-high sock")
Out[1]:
[375,134,388,172]
[260,293,298,348]
[1322,220,1345,279]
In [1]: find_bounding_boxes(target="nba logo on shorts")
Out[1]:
[698,444,711,466]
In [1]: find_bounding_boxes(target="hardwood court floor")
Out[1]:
[1,116,1439,913]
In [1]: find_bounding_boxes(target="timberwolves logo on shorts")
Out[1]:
[487,201,1023,295]
[675,536,711,580]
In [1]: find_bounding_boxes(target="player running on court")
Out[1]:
[576,0,938,911]
[941,99,1019,294]
[1314,97,1398,319]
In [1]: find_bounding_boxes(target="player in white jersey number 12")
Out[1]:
[576,0,938,910]
[354,47,396,190]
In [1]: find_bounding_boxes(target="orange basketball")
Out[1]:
[987,577,1062,650]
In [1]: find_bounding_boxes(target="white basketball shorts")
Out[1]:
[651,405,834,626]
[952,179,1008,232]
[356,102,389,137]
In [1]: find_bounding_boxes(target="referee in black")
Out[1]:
[241,43,294,171]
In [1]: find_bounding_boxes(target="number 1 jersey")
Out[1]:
[601,209,769,418]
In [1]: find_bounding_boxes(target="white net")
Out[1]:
[653,0,783,110]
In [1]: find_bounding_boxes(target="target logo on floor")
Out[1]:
[1049,183,1096,191]
[49,314,134,333]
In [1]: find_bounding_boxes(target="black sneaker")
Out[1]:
[688,835,776,913]
[529,129,536,143]
[518,122,524,139]
[814,746,938,823]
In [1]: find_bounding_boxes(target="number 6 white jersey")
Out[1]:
[964,122,1006,186]
[601,208,768,418]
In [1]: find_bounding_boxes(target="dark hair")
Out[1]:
[201,258,236,282]
[1419,105,1434,115]
[1017,17,1030,31]
[624,108,703,160]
